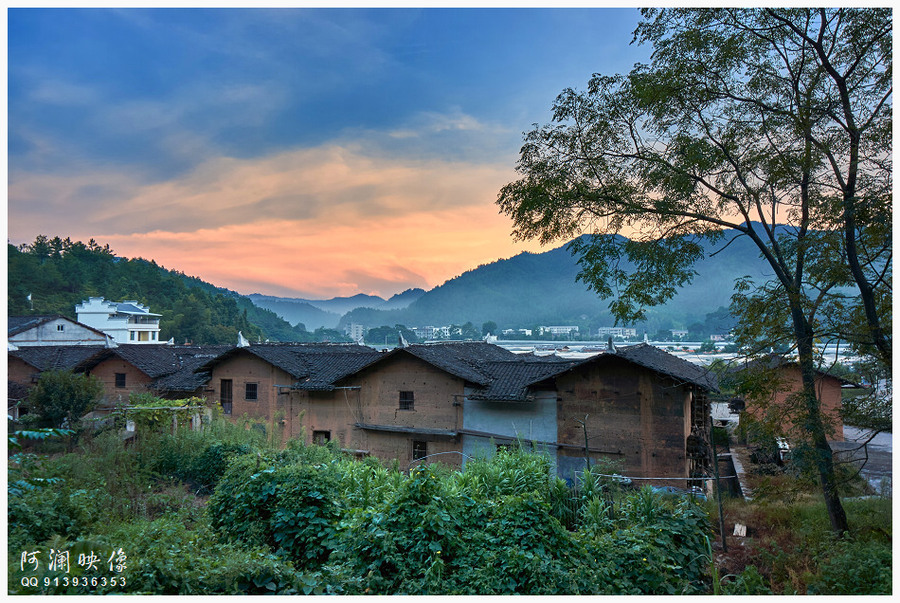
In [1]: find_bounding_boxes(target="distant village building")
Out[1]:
[540,326,579,337]
[75,297,162,344]
[596,326,637,338]
[8,315,110,348]
[345,323,366,341]
[502,329,533,337]
[414,326,440,340]
[671,330,689,339]
[731,355,850,442]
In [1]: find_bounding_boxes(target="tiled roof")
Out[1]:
[146,346,231,393]
[382,341,520,387]
[9,345,107,371]
[76,344,231,394]
[8,315,109,339]
[470,344,718,401]
[612,343,719,392]
[729,353,857,387]
[8,315,60,336]
[198,343,382,391]
[471,357,581,400]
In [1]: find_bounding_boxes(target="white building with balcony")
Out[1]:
[75,297,162,344]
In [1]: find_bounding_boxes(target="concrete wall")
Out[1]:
[9,318,107,347]
[462,388,558,470]
[555,357,692,481]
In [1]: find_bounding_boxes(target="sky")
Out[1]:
[7,6,651,300]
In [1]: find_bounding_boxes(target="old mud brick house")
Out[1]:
[545,344,717,482]
[346,341,523,470]
[197,341,716,481]
[457,343,717,482]
[732,355,848,442]
[79,345,230,403]
[196,343,383,446]
[8,344,229,407]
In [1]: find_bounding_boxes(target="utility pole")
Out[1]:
[574,415,591,475]
[709,421,728,552]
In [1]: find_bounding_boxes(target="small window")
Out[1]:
[399,391,415,411]
[56,324,65,332]
[151,332,158,341]
[313,430,331,445]
[412,440,427,461]
[115,373,127,388]
[245,382,258,401]
[130,331,136,341]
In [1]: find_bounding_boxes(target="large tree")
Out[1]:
[498,8,891,535]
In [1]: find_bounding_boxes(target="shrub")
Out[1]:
[806,540,892,595]
[207,453,342,569]
[9,517,320,595]
[26,370,103,429]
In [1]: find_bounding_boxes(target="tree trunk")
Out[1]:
[790,306,850,535]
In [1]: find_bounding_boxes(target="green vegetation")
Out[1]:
[23,370,104,430]
[364,324,420,345]
[496,7,891,535]
[7,409,890,595]
[8,235,347,344]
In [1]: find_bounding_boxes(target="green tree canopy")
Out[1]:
[26,370,104,429]
[498,8,891,535]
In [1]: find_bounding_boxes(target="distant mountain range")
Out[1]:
[250,230,773,335]
[249,289,426,330]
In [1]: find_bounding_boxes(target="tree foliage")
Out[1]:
[8,236,325,344]
[25,370,104,429]
[497,8,891,535]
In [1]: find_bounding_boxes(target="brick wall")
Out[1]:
[88,358,154,405]
[555,357,692,480]
[744,365,844,442]
[349,353,465,468]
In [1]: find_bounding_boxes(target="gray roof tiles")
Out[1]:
[10,345,107,371]
[10,340,718,401]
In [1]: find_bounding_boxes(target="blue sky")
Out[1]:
[8,7,650,299]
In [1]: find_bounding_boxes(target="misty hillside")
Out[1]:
[332,230,772,334]
[249,288,427,330]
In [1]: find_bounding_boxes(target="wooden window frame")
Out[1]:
[399,390,415,411]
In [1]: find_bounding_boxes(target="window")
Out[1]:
[245,382,258,401]
[56,324,65,332]
[399,391,415,411]
[220,379,233,415]
[130,331,136,341]
[151,332,157,341]
[313,430,331,445]
[412,440,428,461]
[115,373,127,388]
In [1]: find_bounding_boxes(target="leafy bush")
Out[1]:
[207,452,342,568]
[25,369,103,429]
[9,517,323,595]
[721,566,773,595]
[806,540,892,595]
[452,446,554,500]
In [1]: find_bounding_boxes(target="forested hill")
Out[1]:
[339,229,772,335]
[7,236,346,345]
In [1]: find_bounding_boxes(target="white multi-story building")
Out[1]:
[345,323,366,341]
[596,326,637,338]
[540,326,579,337]
[75,297,162,344]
